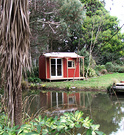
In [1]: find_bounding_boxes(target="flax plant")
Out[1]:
[0,0,31,126]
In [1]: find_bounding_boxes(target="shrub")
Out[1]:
[0,111,105,135]
[95,65,107,75]
[21,80,28,90]
[84,67,97,77]
[95,65,106,71]
[26,66,39,78]
[105,62,124,73]
[114,59,124,66]
[88,68,97,77]
[28,77,41,83]
[100,69,107,74]
[105,62,114,72]
[113,65,124,73]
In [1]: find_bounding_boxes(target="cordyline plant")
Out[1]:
[0,0,31,126]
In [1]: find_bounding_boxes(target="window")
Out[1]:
[69,96,75,104]
[68,60,75,68]
[51,58,62,77]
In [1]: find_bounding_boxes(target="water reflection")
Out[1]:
[22,91,124,135]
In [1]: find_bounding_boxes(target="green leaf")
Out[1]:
[86,129,92,135]
[69,123,75,128]
[95,131,105,135]
[75,110,79,118]
[75,124,81,128]
[77,111,83,120]
[52,124,57,129]
[91,124,100,131]
[25,131,39,135]
[85,117,89,121]
[36,125,41,133]
[42,129,48,135]
[57,125,65,131]
[92,131,96,135]
[60,116,66,123]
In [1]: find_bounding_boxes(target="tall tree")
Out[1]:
[0,0,30,126]
[29,0,85,65]
[80,0,124,64]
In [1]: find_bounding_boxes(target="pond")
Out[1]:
[22,90,124,135]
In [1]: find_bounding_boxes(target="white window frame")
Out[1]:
[68,60,75,68]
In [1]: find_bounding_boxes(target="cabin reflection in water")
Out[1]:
[40,92,92,113]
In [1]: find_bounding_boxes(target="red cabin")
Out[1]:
[39,52,84,80]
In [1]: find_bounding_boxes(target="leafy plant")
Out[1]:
[95,65,106,72]
[105,62,114,72]
[0,111,105,135]
[85,67,97,77]
[28,77,41,83]
[65,84,71,90]
[105,62,124,73]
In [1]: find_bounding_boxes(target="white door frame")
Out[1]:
[50,58,63,78]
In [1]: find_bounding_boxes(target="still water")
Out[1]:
[22,90,124,135]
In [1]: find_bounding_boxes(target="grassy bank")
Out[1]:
[41,73,124,91]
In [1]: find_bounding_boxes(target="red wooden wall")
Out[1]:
[39,56,80,80]
[39,56,46,79]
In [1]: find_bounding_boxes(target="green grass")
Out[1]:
[41,73,124,90]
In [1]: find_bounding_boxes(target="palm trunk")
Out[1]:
[0,0,30,126]
[14,87,22,126]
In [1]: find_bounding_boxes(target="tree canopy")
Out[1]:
[79,0,124,64]
[28,0,124,65]
[29,0,85,65]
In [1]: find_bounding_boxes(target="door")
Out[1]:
[51,58,62,77]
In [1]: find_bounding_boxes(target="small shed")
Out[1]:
[39,52,85,80]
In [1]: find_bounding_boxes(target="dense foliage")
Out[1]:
[0,111,105,135]
[29,0,85,64]
[29,0,124,66]
[80,0,124,64]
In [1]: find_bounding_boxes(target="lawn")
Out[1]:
[41,73,124,91]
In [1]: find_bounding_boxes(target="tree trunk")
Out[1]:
[0,0,30,126]
[14,87,22,126]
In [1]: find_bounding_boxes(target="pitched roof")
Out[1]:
[43,52,83,58]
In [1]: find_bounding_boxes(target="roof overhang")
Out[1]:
[43,52,84,58]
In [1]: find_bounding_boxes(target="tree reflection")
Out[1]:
[87,93,123,135]
[22,91,124,134]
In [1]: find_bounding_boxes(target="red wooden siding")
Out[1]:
[46,58,50,79]
[64,93,68,104]
[39,56,46,79]
[68,58,80,78]
[63,58,67,78]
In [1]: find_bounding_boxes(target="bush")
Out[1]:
[100,69,107,74]
[21,80,28,90]
[105,62,114,72]
[113,65,124,73]
[95,65,107,75]
[84,67,97,77]
[0,111,105,135]
[88,68,97,77]
[95,65,106,71]
[105,62,124,73]
[26,66,39,78]
[28,77,41,83]
[114,59,124,66]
